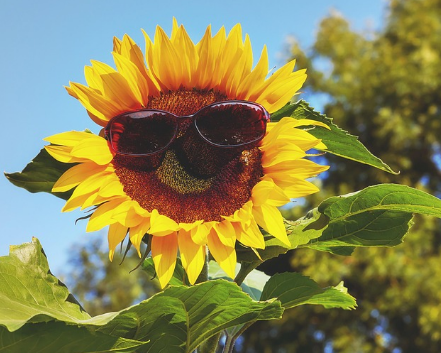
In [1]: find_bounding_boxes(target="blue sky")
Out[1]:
[0,0,387,276]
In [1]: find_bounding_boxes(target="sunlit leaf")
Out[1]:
[4,148,75,200]
[0,324,150,353]
[260,272,356,310]
[271,101,398,174]
[0,237,91,332]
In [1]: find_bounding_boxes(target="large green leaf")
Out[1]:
[0,324,150,353]
[4,148,74,200]
[0,238,282,353]
[260,273,356,310]
[307,183,441,251]
[318,183,441,218]
[0,237,91,332]
[157,282,280,352]
[271,101,397,174]
[238,184,441,262]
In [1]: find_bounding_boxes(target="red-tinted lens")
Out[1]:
[194,101,268,146]
[107,111,177,155]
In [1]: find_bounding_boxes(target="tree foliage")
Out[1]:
[65,237,159,316]
[241,0,441,352]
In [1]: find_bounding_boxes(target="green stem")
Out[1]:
[223,323,254,353]
[222,334,235,353]
[233,261,261,286]
[199,333,221,353]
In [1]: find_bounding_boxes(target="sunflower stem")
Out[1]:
[199,333,221,353]
[223,323,254,353]
[233,261,261,286]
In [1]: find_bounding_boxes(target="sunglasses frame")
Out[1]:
[104,100,270,157]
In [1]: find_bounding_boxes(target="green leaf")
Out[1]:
[307,183,441,251]
[0,237,91,332]
[271,101,398,174]
[239,184,441,261]
[260,272,356,310]
[319,183,441,218]
[4,148,74,200]
[92,279,282,353]
[0,324,150,353]
[308,209,413,249]
[153,281,281,352]
[0,238,282,353]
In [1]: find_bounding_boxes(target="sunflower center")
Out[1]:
[113,89,263,223]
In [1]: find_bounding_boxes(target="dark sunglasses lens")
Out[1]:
[109,112,176,155]
[195,103,267,146]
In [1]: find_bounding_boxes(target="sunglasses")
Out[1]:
[104,100,270,157]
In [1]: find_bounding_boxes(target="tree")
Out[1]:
[65,236,159,316]
[241,0,441,352]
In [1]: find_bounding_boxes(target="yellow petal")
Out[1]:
[207,228,236,278]
[213,220,236,248]
[67,82,121,125]
[129,220,151,256]
[190,222,211,245]
[234,220,265,249]
[70,137,113,165]
[178,229,205,285]
[44,131,94,146]
[87,198,126,232]
[108,223,128,261]
[149,209,179,236]
[113,36,122,53]
[269,176,320,199]
[52,162,106,192]
[264,159,330,179]
[98,178,126,198]
[151,26,182,90]
[44,145,78,163]
[62,192,95,212]
[225,34,253,97]
[258,73,307,113]
[218,24,244,93]
[111,200,145,227]
[90,60,141,110]
[171,23,198,87]
[61,172,113,211]
[113,52,149,105]
[152,232,178,288]
[208,26,227,87]
[237,45,269,99]
[179,220,203,232]
[195,26,215,89]
[84,66,104,93]
[252,204,290,247]
[119,35,152,87]
[251,179,290,207]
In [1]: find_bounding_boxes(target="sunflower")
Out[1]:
[44,20,329,288]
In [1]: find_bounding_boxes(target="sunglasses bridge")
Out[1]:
[105,100,269,157]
